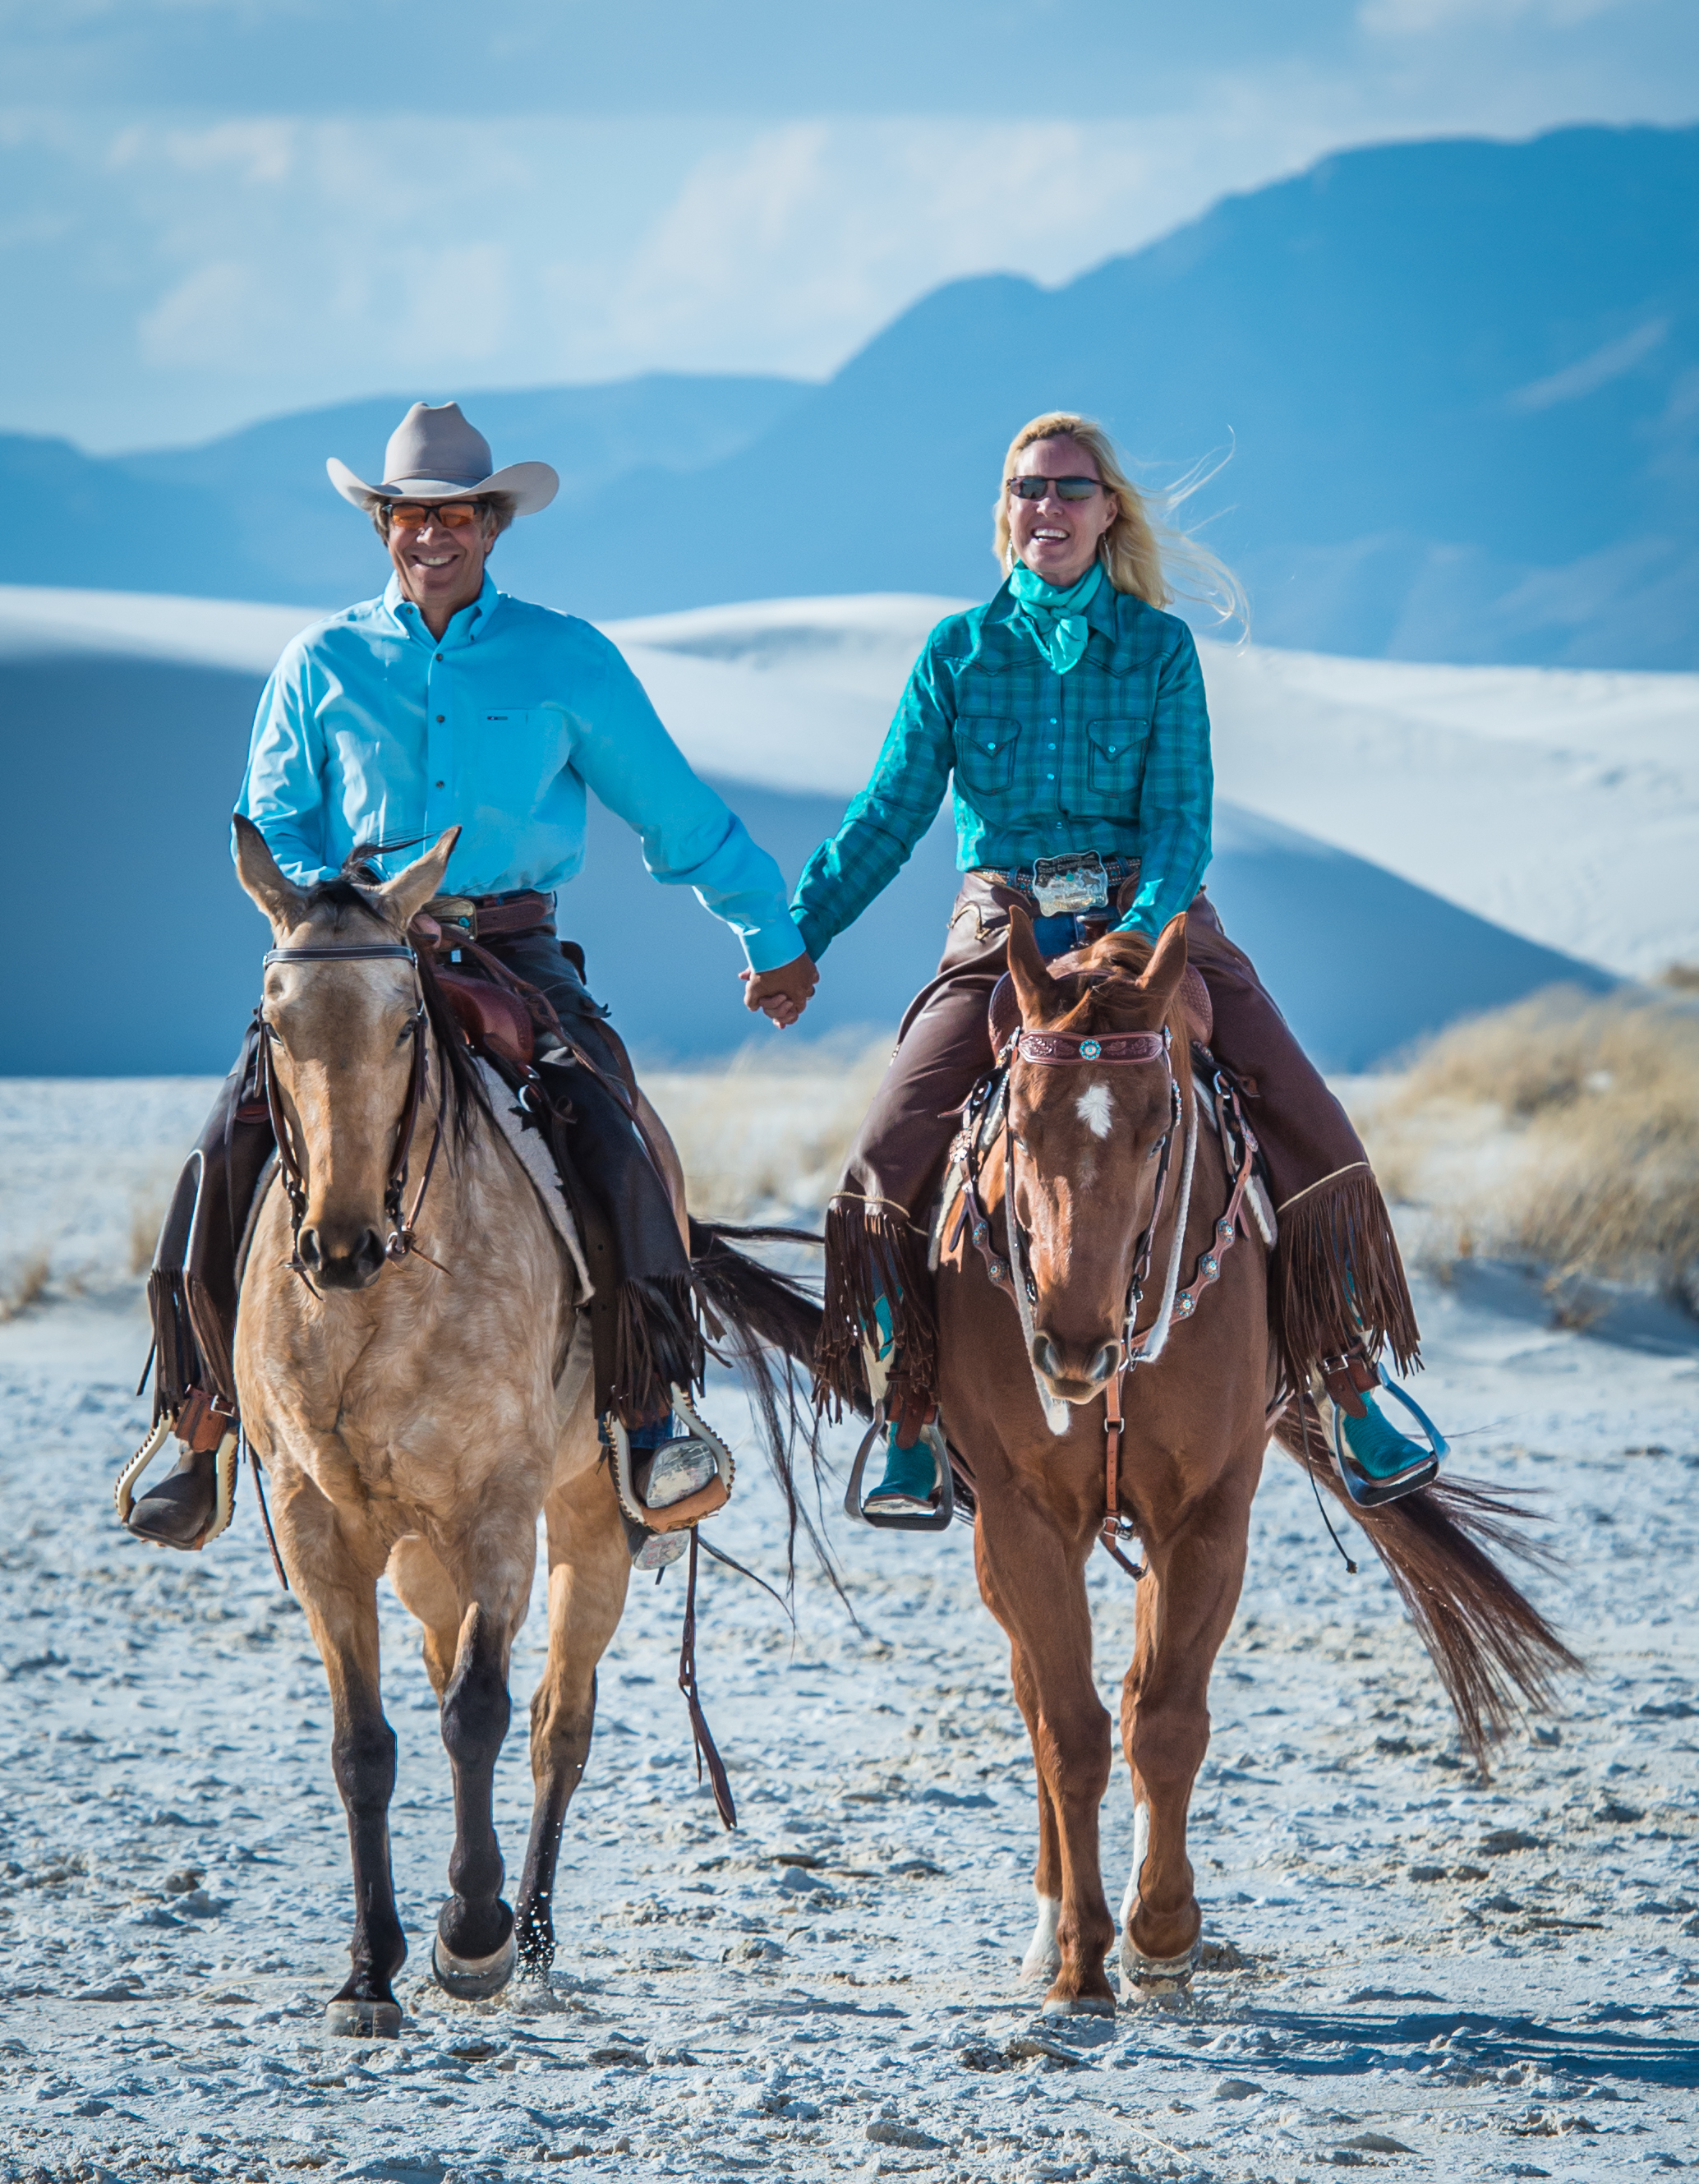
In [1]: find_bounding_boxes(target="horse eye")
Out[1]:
[264,1021,282,1043]
[1146,1140,1163,1160]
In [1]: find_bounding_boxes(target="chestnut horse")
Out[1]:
[932,908,1574,2015]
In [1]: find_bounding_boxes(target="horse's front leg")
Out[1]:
[1008,1640,1066,1983]
[1119,1474,1254,1988]
[274,1472,406,2036]
[975,1493,1116,2015]
[514,1453,632,1979]
[432,1502,537,1999]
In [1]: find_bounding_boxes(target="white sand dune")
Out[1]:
[7,579,1692,977]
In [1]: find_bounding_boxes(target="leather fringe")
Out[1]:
[613,1274,707,1425]
[1273,1166,1420,1386]
[815,1200,937,1420]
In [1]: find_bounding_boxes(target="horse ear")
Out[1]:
[233,814,310,931]
[370,826,462,929]
[1006,905,1062,1024]
[1140,912,1190,1008]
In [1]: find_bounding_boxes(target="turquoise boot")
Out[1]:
[1334,1381,1447,1505]
[863,1426,941,1516]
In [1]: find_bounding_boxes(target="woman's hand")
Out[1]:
[740,953,818,1030]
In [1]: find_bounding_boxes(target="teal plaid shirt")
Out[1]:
[792,577,1213,960]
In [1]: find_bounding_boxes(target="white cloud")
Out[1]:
[2,31,1693,450]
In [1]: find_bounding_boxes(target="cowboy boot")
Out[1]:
[127,1447,220,1546]
[121,1388,233,1550]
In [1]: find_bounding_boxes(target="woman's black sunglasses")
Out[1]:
[1006,475,1102,501]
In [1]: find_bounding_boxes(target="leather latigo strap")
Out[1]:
[1319,1348,1379,1420]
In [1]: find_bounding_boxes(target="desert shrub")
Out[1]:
[645,1033,895,1223]
[1361,987,1699,1306]
[0,1246,51,1321]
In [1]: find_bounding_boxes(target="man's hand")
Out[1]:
[739,952,818,1030]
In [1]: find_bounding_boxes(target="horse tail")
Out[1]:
[687,1220,844,1600]
[1272,1405,1581,1764]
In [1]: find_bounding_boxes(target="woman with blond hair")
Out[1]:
[748,412,1443,1514]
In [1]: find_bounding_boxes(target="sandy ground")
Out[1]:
[2,1090,1697,2183]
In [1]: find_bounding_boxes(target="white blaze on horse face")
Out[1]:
[1021,1891,1062,1980]
[1075,1081,1114,1140]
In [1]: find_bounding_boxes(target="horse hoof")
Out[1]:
[1121,1934,1202,1994]
[433,1928,518,2000]
[1041,1992,1117,2018]
[324,1997,403,2039]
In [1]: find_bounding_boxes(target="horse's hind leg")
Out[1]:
[513,1456,632,1979]
[1118,1480,1253,1988]
[388,1535,462,1698]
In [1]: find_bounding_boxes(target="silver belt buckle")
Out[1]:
[1029,853,1109,917]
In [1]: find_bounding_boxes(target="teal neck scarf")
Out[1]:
[1008,558,1103,675]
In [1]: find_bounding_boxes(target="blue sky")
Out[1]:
[4,0,1696,450]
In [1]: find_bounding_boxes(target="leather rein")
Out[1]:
[259,942,444,1292]
[952,1001,1261,1562]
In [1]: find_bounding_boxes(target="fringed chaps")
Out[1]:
[1273,1162,1421,1392]
[816,1197,937,1420]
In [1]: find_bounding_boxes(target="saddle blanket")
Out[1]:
[476,1059,596,1298]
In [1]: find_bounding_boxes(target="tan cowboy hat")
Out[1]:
[326,401,559,515]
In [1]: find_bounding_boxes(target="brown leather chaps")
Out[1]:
[815,877,1419,1415]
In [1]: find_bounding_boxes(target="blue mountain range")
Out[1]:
[3,122,1696,668]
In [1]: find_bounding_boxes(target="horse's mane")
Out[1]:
[1040,928,1196,1099]
[302,857,488,1148]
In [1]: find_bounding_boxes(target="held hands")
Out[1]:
[740,951,818,1030]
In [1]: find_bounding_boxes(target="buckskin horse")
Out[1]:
[919,908,1574,2014]
[223,822,817,2035]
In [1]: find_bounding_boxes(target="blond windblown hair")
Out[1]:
[993,411,1246,632]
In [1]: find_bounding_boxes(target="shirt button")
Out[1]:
[1047,741,1057,749]
[1046,772,1056,781]
[435,652,443,661]
[435,713,444,723]
[435,779,444,788]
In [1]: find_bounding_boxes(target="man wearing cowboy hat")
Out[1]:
[124,400,818,1556]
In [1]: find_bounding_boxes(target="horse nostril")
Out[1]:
[1032,1334,1063,1378]
[352,1228,386,1281]
[1086,1343,1121,1386]
[298,1228,323,1271]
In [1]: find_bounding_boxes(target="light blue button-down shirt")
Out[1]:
[236,574,804,971]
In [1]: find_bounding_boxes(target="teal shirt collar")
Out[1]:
[383,569,500,648]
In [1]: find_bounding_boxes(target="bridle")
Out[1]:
[952,992,1261,1560]
[259,942,444,1290]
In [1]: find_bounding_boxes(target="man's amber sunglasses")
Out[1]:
[383,500,486,529]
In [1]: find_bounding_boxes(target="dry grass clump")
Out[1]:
[645,1033,895,1223]
[1361,985,1699,1306]
[0,1246,52,1322]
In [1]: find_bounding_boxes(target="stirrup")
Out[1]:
[843,1402,955,1532]
[113,1415,240,1550]
[1330,1365,1446,1508]
[606,1387,735,1537]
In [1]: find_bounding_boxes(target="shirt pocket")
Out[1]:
[1085,714,1150,797]
[954,716,1023,798]
[472,708,560,806]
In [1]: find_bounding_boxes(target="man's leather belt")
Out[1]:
[426,889,556,941]
[973,856,1140,902]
